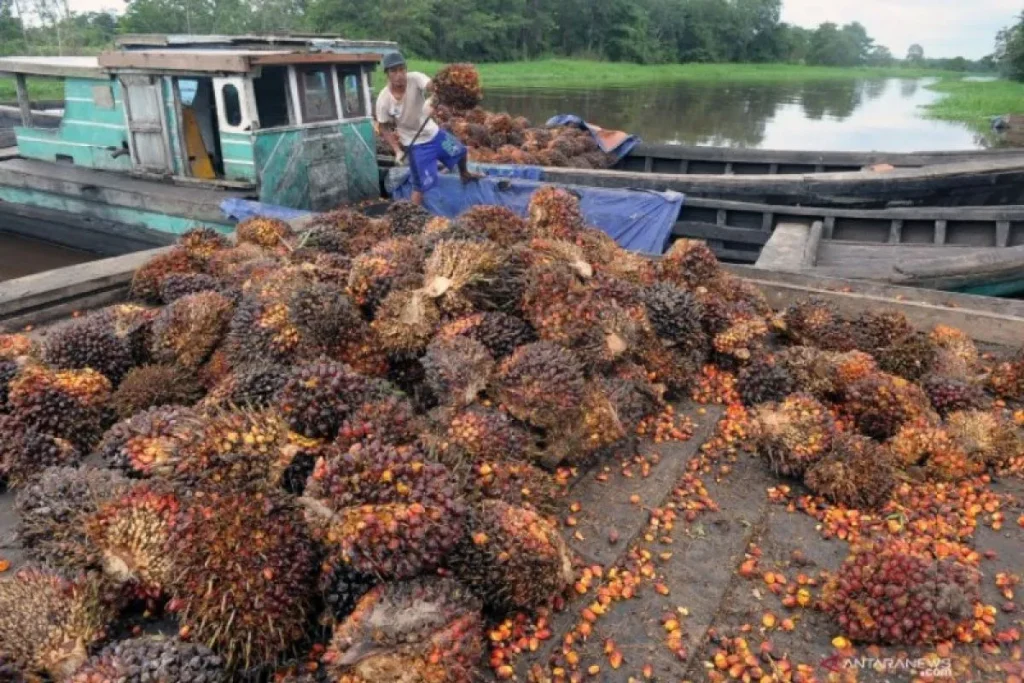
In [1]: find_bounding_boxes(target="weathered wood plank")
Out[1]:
[754,223,813,272]
[672,221,771,245]
[14,74,32,127]
[892,244,1024,290]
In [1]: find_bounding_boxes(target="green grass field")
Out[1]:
[923,77,1024,129]
[0,78,65,102]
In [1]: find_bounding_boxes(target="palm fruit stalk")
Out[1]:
[803,432,898,509]
[15,466,130,571]
[324,577,483,683]
[0,567,118,681]
[421,238,504,316]
[371,289,442,355]
[167,488,316,671]
[822,539,981,645]
[450,500,574,612]
[70,636,225,683]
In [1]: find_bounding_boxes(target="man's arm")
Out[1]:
[375,92,404,158]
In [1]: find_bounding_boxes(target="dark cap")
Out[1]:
[382,52,406,71]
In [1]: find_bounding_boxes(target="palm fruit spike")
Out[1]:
[432,63,483,110]
[0,567,118,680]
[822,539,981,645]
[887,419,978,481]
[920,374,987,416]
[303,440,465,579]
[386,200,432,236]
[236,215,294,248]
[945,409,1023,471]
[111,364,204,419]
[988,348,1024,401]
[442,405,532,461]
[0,332,38,361]
[7,365,111,449]
[841,372,938,441]
[96,405,204,477]
[70,636,225,683]
[451,500,574,612]
[656,238,721,290]
[200,363,289,411]
[325,577,483,683]
[493,341,586,431]
[84,482,181,596]
[371,289,442,354]
[150,291,234,370]
[347,237,425,312]
[421,336,494,408]
[335,394,422,452]
[803,433,897,509]
[527,186,585,240]
[642,282,706,351]
[276,359,374,439]
[157,272,220,303]
[42,314,135,385]
[168,488,316,671]
[15,466,130,571]
[129,247,198,303]
[0,414,81,488]
[421,238,503,309]
[436,312,536,360]
[455,205,530,247]
[752,393,836,478]
[737,354,795,407]
[873,332,937,382]
[929,324,980,379]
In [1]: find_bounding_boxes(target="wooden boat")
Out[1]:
[754,221,1024,296]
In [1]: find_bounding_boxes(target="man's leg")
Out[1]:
[458,154,482,183]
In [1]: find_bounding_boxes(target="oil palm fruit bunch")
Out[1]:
[168,488,317,671]
[887,419,978,481]
[0,567,118,681]
[303,439,465,579]
[204,243,269,280]
[347,237,425,312]
[236,215,294,249]
[773,346,837,400]
[656,238,721,291]
[737,354,795,407]
[436,312,536,360]
[642,282,706,353]
[441,405,533,462]
[456,205,530,247]
[0,332,39,361]
[149,291,234,370]
[324,577,483,683]
[111,364,203,419]
[527,186,585,240]
[803,432,897,509]
[852,309,915,351]
[433,63,483,110]
[0,414,82,488]
[442,452,560,514]
[841,372,938,441]
[320,564,378,627]
[422,336,495,408]
[751,393,836,478]
[42,314,136,385]
[544,381,631,467]
[100,304,157,366]
[450,500,574,612]
[825,349,879,395]
[276,359,376,440]
[636,335,699,399]
[200,362,289,411]
[873,332,937,382]
[386,200,432,236]
[822,539,981,645]
[70,636,225,683]
[712,316,769,363]
[129,248,200,303]
[179,225,230,259]
[772,298,853,351]
[225,296,308,365]
[84,482,181,596]
[920,374,987,416]
[96,405,204,477]
[493,341,586,431]
[929,324,980,379]
[177,408,294,487]
[945,409,1023,471]
[157,272,220,303]
[1,357,22,412]
[371,289,442,355]
[988,348,1024,401]
[289,281,369,353]
[519,238,593,281]
[7,365,112,448]
[15,466,130,571]
[335,394,422,452]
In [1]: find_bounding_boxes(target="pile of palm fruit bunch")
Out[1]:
[429,64,617,169]
[0,190,1021,680]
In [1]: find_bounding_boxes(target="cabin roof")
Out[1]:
[115,33,400,52]
[98,48,384,73]
[0,56,106,79]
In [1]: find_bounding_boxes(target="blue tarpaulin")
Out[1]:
[388,168,682,255]
[221,197,310,222]
[545,114,642,162]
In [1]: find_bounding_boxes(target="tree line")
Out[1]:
[0,0,990,71]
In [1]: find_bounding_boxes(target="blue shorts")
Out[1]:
[408,129,467,193]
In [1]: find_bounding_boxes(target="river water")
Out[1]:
[0,233,94,282]
[484,77,984,151]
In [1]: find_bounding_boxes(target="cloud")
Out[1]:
[782,0,1020,59]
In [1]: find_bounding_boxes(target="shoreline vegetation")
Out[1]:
[2,60,1021,137]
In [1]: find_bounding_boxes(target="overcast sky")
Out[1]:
[71,0,1020,60]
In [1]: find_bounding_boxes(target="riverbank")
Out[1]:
[924,77,1024,131]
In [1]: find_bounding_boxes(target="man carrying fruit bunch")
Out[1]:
[376,52,479,205]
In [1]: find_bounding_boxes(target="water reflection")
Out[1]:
[483,78,982,151]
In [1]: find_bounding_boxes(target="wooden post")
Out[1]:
[15,74,32,127]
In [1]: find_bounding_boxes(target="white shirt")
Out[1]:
[375,72,439,148]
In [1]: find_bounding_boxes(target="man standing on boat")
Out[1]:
[376,52,478,205]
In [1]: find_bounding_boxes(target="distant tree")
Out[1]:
[808,22,865,66]
[865,45,894,66]
[906,43,925,64]
[995,13,1024,81]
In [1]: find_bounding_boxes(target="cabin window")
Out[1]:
[297,66,337,123]
[338,67,367,119]
[253,66,291,129]
[221,84,242,127]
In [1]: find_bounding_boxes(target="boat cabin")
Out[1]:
[0,35,397,210]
